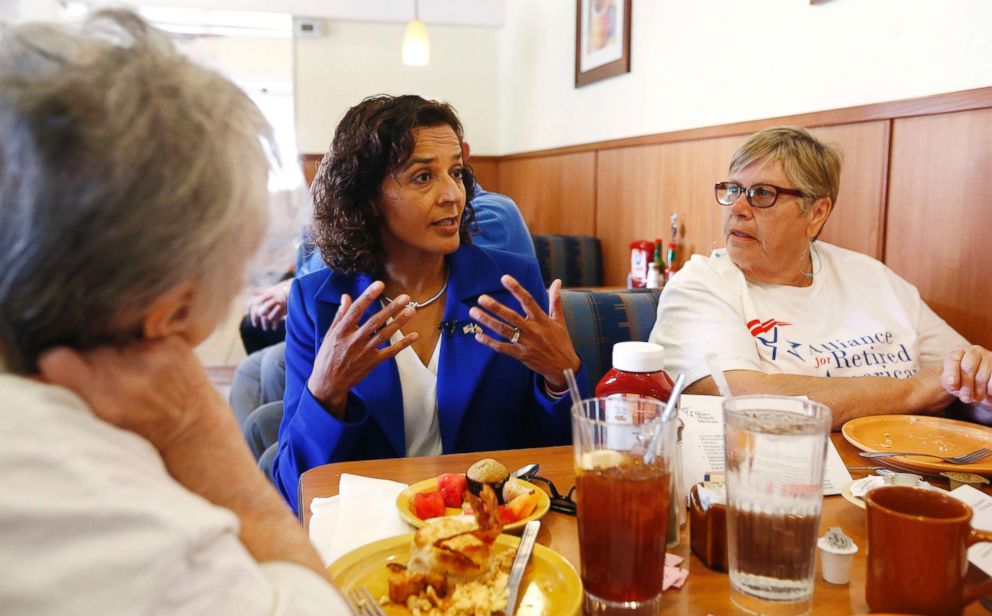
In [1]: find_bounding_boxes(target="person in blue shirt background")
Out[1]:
[270,94,585,513]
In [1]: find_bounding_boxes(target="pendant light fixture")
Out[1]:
[401,0,430,66]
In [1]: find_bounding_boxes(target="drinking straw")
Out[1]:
[704,353,734,399]
[644,372,686,465]
[563,367,582,403]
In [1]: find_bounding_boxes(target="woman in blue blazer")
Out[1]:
[272,96,586,512]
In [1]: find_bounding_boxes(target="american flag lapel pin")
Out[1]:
[463,323,482,335]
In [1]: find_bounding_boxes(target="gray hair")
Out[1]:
[0,10,274,373]
[729,126,842,214]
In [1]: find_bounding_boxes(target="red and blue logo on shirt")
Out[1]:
[748,318,803,362]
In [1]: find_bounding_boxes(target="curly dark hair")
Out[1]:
[311,94,478,276]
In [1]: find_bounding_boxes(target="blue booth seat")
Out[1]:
[560,288,662,386]
[532,234,603,288]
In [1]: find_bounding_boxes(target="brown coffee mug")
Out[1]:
[866,486,992,615]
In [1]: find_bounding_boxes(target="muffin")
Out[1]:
[466,459,509,504]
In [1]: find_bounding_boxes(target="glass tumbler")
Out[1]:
[723,396,831,616]
[572,397,677,616]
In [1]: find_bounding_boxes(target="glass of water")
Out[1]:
[723,396,831,616]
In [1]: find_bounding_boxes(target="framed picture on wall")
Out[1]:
[575,0,632,88]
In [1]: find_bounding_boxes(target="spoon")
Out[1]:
[511,463,540,480]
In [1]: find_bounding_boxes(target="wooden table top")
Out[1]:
[300,432,992,614]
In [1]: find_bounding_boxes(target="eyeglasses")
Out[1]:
[715,181,807,208]
[528,475,576,515]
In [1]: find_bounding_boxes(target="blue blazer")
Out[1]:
[272,244,588,512]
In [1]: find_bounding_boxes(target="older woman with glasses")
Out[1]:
[0,11,349,613]
[650,126,991,429]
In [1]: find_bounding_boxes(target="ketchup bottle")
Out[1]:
[595,341,674,403]
[596,341,683,547]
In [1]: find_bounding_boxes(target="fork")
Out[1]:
[348,587,387,616]
[859,447,992,465]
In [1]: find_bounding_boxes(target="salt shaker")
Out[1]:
[646,262,661,289]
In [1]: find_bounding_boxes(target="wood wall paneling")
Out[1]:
[468,156,500,191]
[596,137,742,286]
[809,121,890,259]
[496,152,597,236]
[507,121,891,287]
[299,153,323,188]
[885,108,992,350]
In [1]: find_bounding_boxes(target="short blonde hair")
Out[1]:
[729,126,842,213]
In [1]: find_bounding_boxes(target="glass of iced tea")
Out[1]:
[723,396,831,616]
[572,397,677,616]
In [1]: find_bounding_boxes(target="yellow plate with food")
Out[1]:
[335,485,580,616]
[395,458,551,533]
[842,415,992,476]
[328,532,581,616]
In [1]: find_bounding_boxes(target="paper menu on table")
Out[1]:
[950,485,992,576]
[679,394,851,496]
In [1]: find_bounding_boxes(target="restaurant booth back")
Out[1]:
[559,288,661,386]
[532,234,604,288]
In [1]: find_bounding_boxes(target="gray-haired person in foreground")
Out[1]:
[0,11,351,614]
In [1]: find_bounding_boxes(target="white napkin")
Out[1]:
[308,473,410,566]
[849,474,941,499]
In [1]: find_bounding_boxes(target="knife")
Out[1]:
[505,520,540,615]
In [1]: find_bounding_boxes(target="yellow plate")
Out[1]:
[842,415,992,476]
[395,477,550,533]
[328,533,582,616]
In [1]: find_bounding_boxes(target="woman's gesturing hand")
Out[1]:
[943,345,992,407]
[307,281,419,418]
[469,276,580,391]
[37,337,229,452]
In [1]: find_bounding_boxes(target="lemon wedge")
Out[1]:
[580,449,625,471]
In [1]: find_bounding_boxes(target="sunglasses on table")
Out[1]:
[528,475,576,515]
[715,181,808,208]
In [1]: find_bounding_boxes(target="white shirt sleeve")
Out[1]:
[883,266,970,364]
[259,563,352,615]
[0,378,353,616]
[649,254,763,386]
[917,301,970,363]
[152,531,352,616]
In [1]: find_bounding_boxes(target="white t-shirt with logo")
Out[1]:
[650,242,969,387]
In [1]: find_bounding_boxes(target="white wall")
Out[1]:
[181,36,292,88]
[104,0,504,27]
[294,20,500,154]
[499,0,992,155]
[12,0,57,21]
